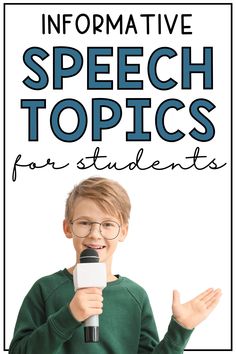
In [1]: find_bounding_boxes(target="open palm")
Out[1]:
[172,288,221,329]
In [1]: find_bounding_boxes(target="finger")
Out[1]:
[200,288,221,305]
[82,288,102,295]
[88,308,103,316]
[85,307,103,319]
[204,289,222,305]
[206,291,222,309]
[88,300,103,309]
[194,288,214,301]
[205,298,221,315]
[172,290,180,306]
[85,292,103,299]
[87,294,103,302]
[81,290,102,299]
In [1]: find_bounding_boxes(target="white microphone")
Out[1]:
[73,249,106,342]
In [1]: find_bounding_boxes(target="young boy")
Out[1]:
[9,177,221,354]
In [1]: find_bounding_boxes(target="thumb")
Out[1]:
[172,289,181,307]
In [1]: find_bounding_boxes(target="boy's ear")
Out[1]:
[63,219,73,239]
[119,223,128,242]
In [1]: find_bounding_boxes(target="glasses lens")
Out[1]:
[72,220,91,238]
[100,221,120,239]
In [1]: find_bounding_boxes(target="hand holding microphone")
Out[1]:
[69,287,103,322]
[69,249,106,342]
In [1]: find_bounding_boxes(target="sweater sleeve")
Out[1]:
[138,294,193,354]
[9,282,81,354]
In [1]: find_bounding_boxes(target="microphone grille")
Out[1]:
[80,249,99,263]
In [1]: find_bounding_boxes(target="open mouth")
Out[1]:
[85,245,106,250]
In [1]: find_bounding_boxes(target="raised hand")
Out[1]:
[172,288,222,329]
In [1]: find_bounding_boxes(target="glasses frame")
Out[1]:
[70,218,121,240]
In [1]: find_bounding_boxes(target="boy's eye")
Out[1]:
[102,221,116,228]
[77,220,91,226]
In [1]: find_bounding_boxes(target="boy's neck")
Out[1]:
[108,274,118,282]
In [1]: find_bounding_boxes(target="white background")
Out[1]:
[1,0,234,352]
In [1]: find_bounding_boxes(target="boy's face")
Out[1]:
[63,197,128,266]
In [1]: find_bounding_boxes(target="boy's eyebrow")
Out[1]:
[73,216,119,222]
[71,216,93,221]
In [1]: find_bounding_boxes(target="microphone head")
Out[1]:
[80,249,99,263]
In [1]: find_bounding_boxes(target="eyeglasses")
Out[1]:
[70,218,121,240]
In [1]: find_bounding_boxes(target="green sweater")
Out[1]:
[9,269,193,354]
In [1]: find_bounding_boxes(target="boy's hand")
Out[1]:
[172,288,222,329]
[69,288,103,322]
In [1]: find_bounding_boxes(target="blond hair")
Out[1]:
[65,177,131,225]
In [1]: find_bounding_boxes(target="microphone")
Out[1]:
[73,249,106,343]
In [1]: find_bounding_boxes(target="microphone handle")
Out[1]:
[84,315,99,343]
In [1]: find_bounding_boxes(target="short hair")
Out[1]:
[65,177,131,225]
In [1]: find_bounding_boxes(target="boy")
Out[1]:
[9,177,221,353]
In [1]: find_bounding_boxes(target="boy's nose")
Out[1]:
[88,223,102,239]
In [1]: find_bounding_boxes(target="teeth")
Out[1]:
[87,246,104,249]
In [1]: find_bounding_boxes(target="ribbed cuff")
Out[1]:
[164,316,194,350]
[48,304,82,340]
